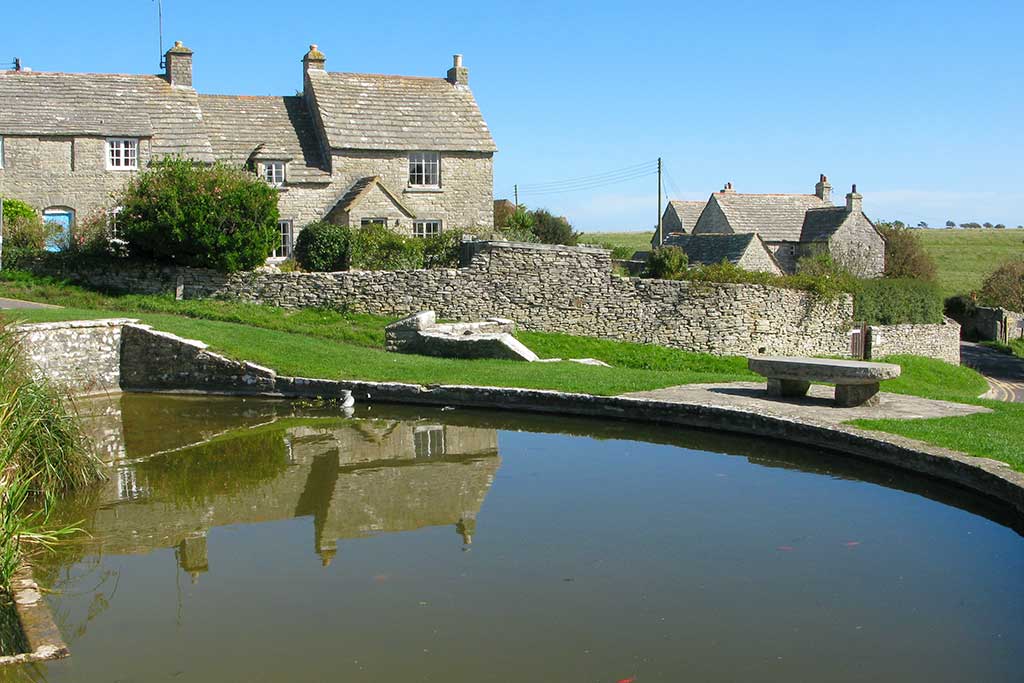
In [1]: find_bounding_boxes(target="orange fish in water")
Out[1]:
[617,678,636,683]
[844,541,861,548]
[776,546,795,552]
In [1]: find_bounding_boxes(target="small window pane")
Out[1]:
[273,220,293,258]
[413,220,442,238]
[408,152,440,186]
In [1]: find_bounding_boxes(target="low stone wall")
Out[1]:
[26,243,853,357]
[867,317,962,365]
[15,319,135,395]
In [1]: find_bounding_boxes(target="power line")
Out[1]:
[520,168,655,197]
[517,160,657,191]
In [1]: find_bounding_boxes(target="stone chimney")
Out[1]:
[846,184,863,213]
[446,54,469,87]
[303,43,326,74]
[720,182,736,194]
[815,174,832,203]
[164,41,193,87]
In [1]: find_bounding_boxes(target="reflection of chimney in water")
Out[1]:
[177,532,209,583]
[319,541,338,568]
[457,516,476,548]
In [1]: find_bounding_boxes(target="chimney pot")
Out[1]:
[447,53,469,87]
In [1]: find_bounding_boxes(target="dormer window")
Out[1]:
[106,138,138,170]
[408,152,440,187]
[263,161,286,187]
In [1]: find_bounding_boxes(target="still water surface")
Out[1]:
[6,394,1024,682]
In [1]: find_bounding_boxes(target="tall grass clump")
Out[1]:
[0,322,101,587]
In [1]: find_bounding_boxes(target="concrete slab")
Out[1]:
[621,382,989,424]
[0,297,59,310]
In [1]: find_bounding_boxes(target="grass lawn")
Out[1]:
[4,270,1023,471]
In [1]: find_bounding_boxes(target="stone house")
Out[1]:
[662,233,783,275]
[651,199,705,249]
[0,42,496,260]
[652,176,886,277]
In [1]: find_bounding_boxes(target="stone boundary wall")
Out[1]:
[867,317,962,365]
[26,243,854,357]
[15,319,135,395]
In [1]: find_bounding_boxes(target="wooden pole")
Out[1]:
[656,158,663,246]
[514,184,519,206]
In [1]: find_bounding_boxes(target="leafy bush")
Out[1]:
[423,230,462,269]
[979,260,1024,312]
[1,198,37,226]
[349,223,424,270]
[116,158,280,272]
[643,246,688,280]
[609,245,636,260]
[853,278,944,325]
[68,210,120,257]
[944,294,977,322]
[501,207,538,242]
[493,201,515,228]
[876,221,937,281]
[530,209,578,245]
[0,199,59,266]
[294,221,351,272]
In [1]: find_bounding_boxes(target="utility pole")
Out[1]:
[656,157,663,246]
[514,184,519,207]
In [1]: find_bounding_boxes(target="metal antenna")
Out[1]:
[157,0,165,69]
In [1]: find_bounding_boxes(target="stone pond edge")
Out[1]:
[0,566,69,666]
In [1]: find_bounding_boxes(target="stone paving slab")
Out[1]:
[622,382,989,424]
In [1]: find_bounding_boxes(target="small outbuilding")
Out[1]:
[662,233,783,275]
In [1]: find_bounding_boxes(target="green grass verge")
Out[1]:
[579,231,652,253]
[5,270,1024,472]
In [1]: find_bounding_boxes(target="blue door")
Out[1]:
[43,210,73,252]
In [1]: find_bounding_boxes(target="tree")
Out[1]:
[962,222,982,229]
[983,222,994,229]
[493,200,515,228]
[876,221,937,282]
[917,221,929,228]
[644,246,688,280]
[502,206,537,242]
[117,158,279,272]
[529,209,579,246]
[979,260,1024,312]
[994,223,1006,230]
[945,220,956,228]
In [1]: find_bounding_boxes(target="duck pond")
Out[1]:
[2,393,1022,682]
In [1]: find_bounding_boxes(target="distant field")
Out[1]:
[582,228,1024,297]
[578,231,652,253]
[917,229,1024,297]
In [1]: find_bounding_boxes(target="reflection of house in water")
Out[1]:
[84,416,500,577]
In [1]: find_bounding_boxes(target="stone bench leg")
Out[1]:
[766,378,810,398]
[835,382,880,407]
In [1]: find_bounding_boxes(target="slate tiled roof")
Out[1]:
[799,206,851,242]
[327,176,415,217]
[0,71,214,162]
[663,232,762,266]
[713,193,829,242]
[199,94,330,183]
[306,71,496,152]
[667,200,706,231]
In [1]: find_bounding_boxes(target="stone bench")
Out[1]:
[747,356,901,407]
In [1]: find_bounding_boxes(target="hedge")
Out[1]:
[853,278,944,325]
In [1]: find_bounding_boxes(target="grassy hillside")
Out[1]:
[582,228,1024,298]
[916,229,1024,297]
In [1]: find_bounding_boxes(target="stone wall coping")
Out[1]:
[478,240,612,255]
[15,318,140,332]
[0,566,69,666]
[125,323,209,351]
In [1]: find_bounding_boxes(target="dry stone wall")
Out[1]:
[27,242,856,357]
[15,319,134,395]
[867,318,962,365]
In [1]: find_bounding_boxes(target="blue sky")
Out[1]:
[3,0,1021,230]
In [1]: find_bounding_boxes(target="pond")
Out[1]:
[3,393,1023,682]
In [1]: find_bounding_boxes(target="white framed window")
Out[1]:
[408,151,440,187]
[360,217,389,227]
[413,220,441,238]
[106,138,138,170]
[272,219,293,259]
[0,136,4,169]
[413,426,446,458]
[264,161,286,186]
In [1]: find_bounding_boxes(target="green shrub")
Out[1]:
[530,209,579,245]
[877,221,937,281]
[944,294,977,321]
[853,278,943,325]
[423,230,462,269]
[502,207,537,242]
[979,260,1024,312]
[1,198,37,226]
[349,223,424,270]
[116,158,279,272]
[294,221,351,272]
[643,246,689,280]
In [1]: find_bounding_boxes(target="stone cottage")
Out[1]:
[652,176,886,277]
[651,199,705,248]
[661,233,782,274]
[0,42,496,260]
